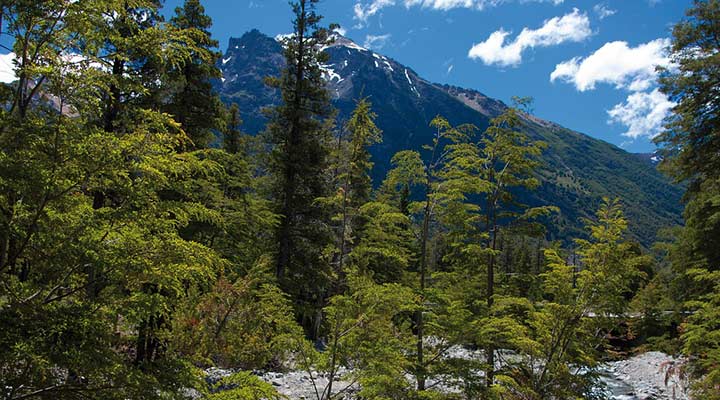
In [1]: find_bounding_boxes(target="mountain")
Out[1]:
[215,30,683,245]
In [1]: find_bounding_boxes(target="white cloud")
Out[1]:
[333,27,348,36]
[354,0,395,24]
[467,8,591,67]
[550,38,671,91]
[608,88,674,139]
[353,0,564,24]
[0,52,110,85]
[364,34,392,50]
[403,0,564,10]
[442,58,455,75]
[593,3,616,19]
[0,53,16,83]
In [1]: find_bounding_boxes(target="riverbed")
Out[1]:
[205,351,690,399]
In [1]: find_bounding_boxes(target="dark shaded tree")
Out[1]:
[167,0,225,149]
[265,0,336,338]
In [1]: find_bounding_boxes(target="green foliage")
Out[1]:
[654,3,720,395]
[265,0,337,337]
[682,268,720,398]
[318,97,383,291]
[343,97,383,208]
[166,0,226,149]
[205,372,285,400]
[574,198,646,318]
[311,273,417,399]
[383,116,484,391]
[629,272,677,345]
[224,103,245,155]
[0,2,695,399]
[172,260,302,369]
[480,199,644,399]
[348,201,415,283]
[0,1,280,398]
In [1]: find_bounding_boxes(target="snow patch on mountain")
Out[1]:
[405,69,420,97]
[274,33,294,42]
[404,69,412,85]
[320,64,343,83]
[339,40,367,52]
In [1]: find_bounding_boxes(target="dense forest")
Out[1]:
[0,0,718,399]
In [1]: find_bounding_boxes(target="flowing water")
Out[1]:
[598,367,644,399]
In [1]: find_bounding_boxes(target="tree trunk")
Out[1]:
[416,196,431,391]
[486,204,497,388]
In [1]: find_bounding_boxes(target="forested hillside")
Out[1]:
[0,1,718,400]
[216,30,682,246]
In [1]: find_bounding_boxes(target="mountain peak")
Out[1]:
[227,29,278,54]
[327,35,368,52]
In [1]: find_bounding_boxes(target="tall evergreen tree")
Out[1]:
[266,0,336,337]
[656,1,720,396]
[224,103,244,155]
[167,0,225,149]
[320,98,382,284]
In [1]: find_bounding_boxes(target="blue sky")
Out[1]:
[162,0,691,153]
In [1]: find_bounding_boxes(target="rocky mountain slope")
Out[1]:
[215,30,683,245]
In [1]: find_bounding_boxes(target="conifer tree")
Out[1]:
[224,103,244,154]
[655,1,720,396]
[266,0,336,338]
[320,98,382,284]
[167,0,225,149]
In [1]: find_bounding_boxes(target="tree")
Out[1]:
[493,199,644,399]
[224,103,244,155]
[172,260,302,370]
[293,273,417,400]
[655,1,720,396]
[656,0,720,270]
[475,105,552,387]
[265,0,336,338]
[384,116,481,392]
[0,2,227,398]
[167,0,225,149]
[319,98,382,287]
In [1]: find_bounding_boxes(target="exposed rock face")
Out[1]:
[216,29,284,134]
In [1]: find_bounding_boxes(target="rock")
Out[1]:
[600,351,690,400]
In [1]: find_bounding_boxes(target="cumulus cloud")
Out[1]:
[354,0,395,24]
[608,88,674,139]
[593,3,616,19]
[467,8,591,67]
[551,38,675,140]
[353,0,564,24]
[550,38,670,91]
[364,34,392,50]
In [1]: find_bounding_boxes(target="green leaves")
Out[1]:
[205,372,285,400]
